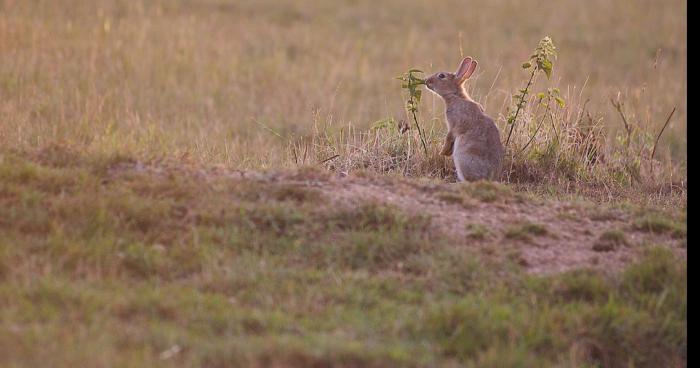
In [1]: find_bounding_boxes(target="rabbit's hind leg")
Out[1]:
[452,137,492,181]
[453,154,489,181]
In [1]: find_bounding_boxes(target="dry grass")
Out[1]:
[0,0,687,191]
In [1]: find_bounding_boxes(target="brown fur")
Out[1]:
[425,57,504,181]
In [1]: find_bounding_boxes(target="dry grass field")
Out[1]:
[0,0,687,171]
[0,0,687,367]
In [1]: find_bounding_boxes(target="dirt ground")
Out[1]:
[116,161,687,275]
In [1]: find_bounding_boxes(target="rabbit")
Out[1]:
[425,57,503,181]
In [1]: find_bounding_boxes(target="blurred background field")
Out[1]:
[0,0,687,174]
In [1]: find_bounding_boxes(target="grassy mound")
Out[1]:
[0,150,686,367]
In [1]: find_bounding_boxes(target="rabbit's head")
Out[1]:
[425,57,477,98]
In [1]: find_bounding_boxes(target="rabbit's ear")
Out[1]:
[457,59,478,84]
[454,57,473,81]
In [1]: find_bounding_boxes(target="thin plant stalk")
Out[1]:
[398,69,428,155]
[506,68,537,147]
[411,101,429,155]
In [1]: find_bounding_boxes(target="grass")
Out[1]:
[593,229,630,252]
[633,213,687,238]
[0,0,687,192]
[0,0,687,366]
[0,150,687,367]
[437,190,474,208]
[437,181,521,207]
[466,223,490,241]
[504,222,549,243]
[460,181,520,203]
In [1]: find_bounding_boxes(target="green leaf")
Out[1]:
[521,62,532,69]
[555,96,566,107]
[539,59,553,79]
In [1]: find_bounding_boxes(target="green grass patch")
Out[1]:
[466,223,490,240]
[633,213,686,238]
[436,190,475,209]
[592,229,629,252]
[0,150,686,367]
[504,222,549,243]
[458,180,520,203]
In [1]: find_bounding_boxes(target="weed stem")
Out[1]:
[505,68,537,147]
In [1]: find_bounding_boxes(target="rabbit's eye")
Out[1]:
[438,73,446,79]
